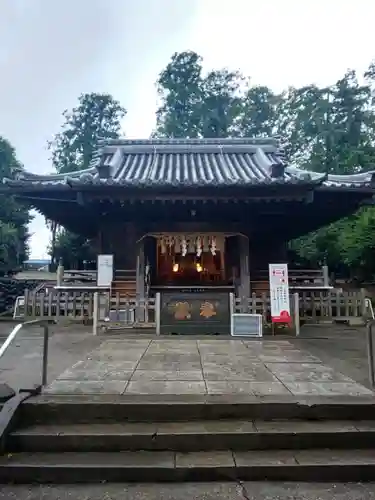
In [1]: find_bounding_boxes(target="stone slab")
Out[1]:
[156,420,256,434]
[71,360,139,372]
[234,450,297,466]
[202,365,278,382]
[295,449,375,465]
[125,381,206,395]
[44,380,128,395]
[131,370,204,381]
[266,363,353,383]
[258,353,321,363]
[355,421,375,431]
[175,451,235,468]
[254,420,358,433]
[56,369,134,381]
[206,381,290,396]
[283,381,374,396]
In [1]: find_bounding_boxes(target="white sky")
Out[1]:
[1,0,375,258]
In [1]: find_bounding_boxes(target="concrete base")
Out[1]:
[0,383,16,403]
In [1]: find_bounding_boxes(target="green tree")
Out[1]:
[155,51,248,138]
[47,93,127,265]
[0,137,31,275]
[239,85,281,138]
[49,92,127,174]
[286,66,375,276]
[155,51,204,138]
[51,229,96,270]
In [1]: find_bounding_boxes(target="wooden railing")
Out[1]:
[251,267,329,287]
[20,289,156,329]
[103,295,156,331]
[234,289,366,323]
[19,288,366,329]
[21,289,96,321]
[63,270,97,284]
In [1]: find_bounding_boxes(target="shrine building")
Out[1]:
[2,137,375,306]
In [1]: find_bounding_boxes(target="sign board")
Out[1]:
[160,291,230,335]
[97,254,114,287]
[269,263,291,324]
[231,314,263,337]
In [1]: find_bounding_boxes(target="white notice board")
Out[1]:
[97,254,114,287]
[269,263,291,324]
[231,314,263,337]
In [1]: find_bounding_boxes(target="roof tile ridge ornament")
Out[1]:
[254,146,285,179]
[274,135,287,164]
[94,136,113,180]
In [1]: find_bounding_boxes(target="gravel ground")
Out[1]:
[1,482,375,500]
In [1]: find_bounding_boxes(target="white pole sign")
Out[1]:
[269,263,291,324]
[97,254,114,287]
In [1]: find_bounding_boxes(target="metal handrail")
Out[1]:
[366,298,375,320]
[365,298,375,388]
[0,319,51,387]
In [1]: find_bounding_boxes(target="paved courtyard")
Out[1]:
[43,337,374,397]
[1,321,374,398]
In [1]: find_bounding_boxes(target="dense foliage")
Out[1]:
[47,93,126,267]
[0,137,31,275]
[48,93,126,174]
[155,51,375,279]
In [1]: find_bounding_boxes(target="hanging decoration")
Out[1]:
[210,236,217,256]
[181,236,187,256]
[196,236,202,257]
[167,236,174,254]
[157,233,222,256]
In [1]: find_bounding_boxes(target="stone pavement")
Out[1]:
[1,320,374,397]
[43,337,374,397]
[2,482,375,499]
[0,322,103,391]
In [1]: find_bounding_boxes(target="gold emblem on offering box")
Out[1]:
[200,301,217,318]
[173,301,191,320]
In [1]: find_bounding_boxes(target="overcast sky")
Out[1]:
[1,0,375,258]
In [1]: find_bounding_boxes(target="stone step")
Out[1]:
[19,395,375,425]
[8,420,375,453]
[1,449,375,483]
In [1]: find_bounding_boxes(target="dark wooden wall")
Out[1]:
[98,219,288,277]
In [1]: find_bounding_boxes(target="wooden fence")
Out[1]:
[104,295,157,330]
[17,288,368,331]
[234,289,366,324]
[18,290,156,330]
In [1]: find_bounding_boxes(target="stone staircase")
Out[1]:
[1,395,375,483]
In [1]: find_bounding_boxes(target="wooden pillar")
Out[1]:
[238,234,250,307]
[136,238,146,322]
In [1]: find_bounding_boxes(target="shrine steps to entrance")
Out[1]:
[2,394,375,483]
[111,268,137,299]
[111,280,137,299]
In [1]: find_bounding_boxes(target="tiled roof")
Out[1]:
[3,138,375,190]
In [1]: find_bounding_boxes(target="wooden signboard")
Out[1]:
[160,290,230,335]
